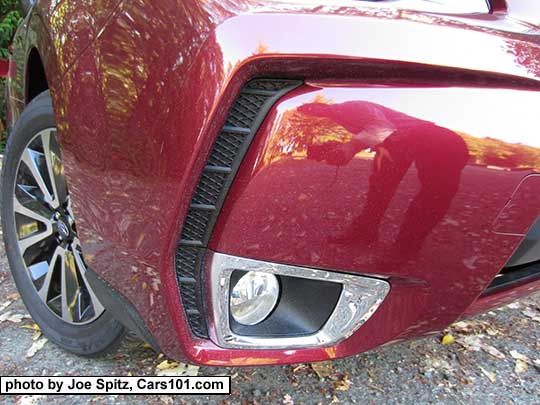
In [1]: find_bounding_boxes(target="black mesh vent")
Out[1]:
[180,284,199,311]
[175,247,198,279]
[207,133,245,168]
[245,79,297,91]
[175,78,302,338]
[181,209,212,242]
[225,93,268,128]
[192,171,227,206]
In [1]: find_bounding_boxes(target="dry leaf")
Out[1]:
[21,323,41,331]
[32,330,42,341]
[156,362,199,377]
[452,321,473,333]
[479,367,496,383]
[156,360,178,370]
[0,311,30,323]
[366,383,385,393]
[292,364,308,373]
[522,308,540,323]
[486,327,499,336]
[19,395,45,405]
[283,393,294,405]
[0,300,12,311]
[311,361,334,379]
[441,334,455,345]
[515,359,528,373]
[333,375,351,391]
[482,344,505,359]
[27,338,47,358]
[509,350,529,362]
[6,293,20,301]
[457,335,482,351]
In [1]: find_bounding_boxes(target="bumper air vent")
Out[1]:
[174,79,302,337]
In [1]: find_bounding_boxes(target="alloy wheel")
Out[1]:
[11,128,104,324]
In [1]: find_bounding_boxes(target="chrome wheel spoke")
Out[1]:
[11,128,105,325]
[18,227,54,255]
[13,196,53,226]
[41,130,67,208]
[72,239,104,316]
[37,246,63,301]
[61,248,79,323]
[21,147,56,208]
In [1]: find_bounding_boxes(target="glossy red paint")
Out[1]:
[5,0,540,365]
[210,82,540,352]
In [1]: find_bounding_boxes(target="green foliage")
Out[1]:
[0,0,21,152]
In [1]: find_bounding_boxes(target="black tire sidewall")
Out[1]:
[1,91,124,356]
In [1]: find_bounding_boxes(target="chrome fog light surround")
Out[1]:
[207,253,390,350]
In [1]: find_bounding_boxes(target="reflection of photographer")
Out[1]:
[300,101,469,257]
[307,123,395,167]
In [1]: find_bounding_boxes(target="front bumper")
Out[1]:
[54,1,540,365]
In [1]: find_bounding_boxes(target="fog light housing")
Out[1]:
[230,271,280,325]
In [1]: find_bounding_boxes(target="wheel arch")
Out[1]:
[25,47,49,104]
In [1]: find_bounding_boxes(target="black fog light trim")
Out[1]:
[174,79,302,338]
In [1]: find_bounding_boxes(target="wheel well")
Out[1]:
[26,48,48,104]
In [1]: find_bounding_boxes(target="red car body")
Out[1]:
[5,0,540,365]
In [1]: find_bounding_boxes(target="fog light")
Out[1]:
[230,271,279,325]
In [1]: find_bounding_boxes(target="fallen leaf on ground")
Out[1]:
[6,293,20,301]
[522,308,540,323]
[21,323,41,331]
[486,327,499,336]
[311,361,334,379]
[0,311,30,323]
[479,367,496,383]
[457,335,482,351]
[158,396,173,405]
[283,393,294,405]
[510,350,529,362]
[0,300,12,311]
[366,383,385,393]
[156,362,199,377]
[441,334,455,345]
[292,364,308,373]
[482,344,505,359]
[515,359,528,373]
[333,375,351,391]
[156,360,178,370]
[27,338,47,358]
[19,395,45,405]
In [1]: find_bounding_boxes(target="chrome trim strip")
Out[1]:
[207,253,390,350]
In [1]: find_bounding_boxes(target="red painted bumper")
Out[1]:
[41,1,540,365]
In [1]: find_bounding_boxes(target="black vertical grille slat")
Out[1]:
[175,79,302,338]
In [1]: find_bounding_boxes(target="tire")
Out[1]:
[1,91,125,356]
